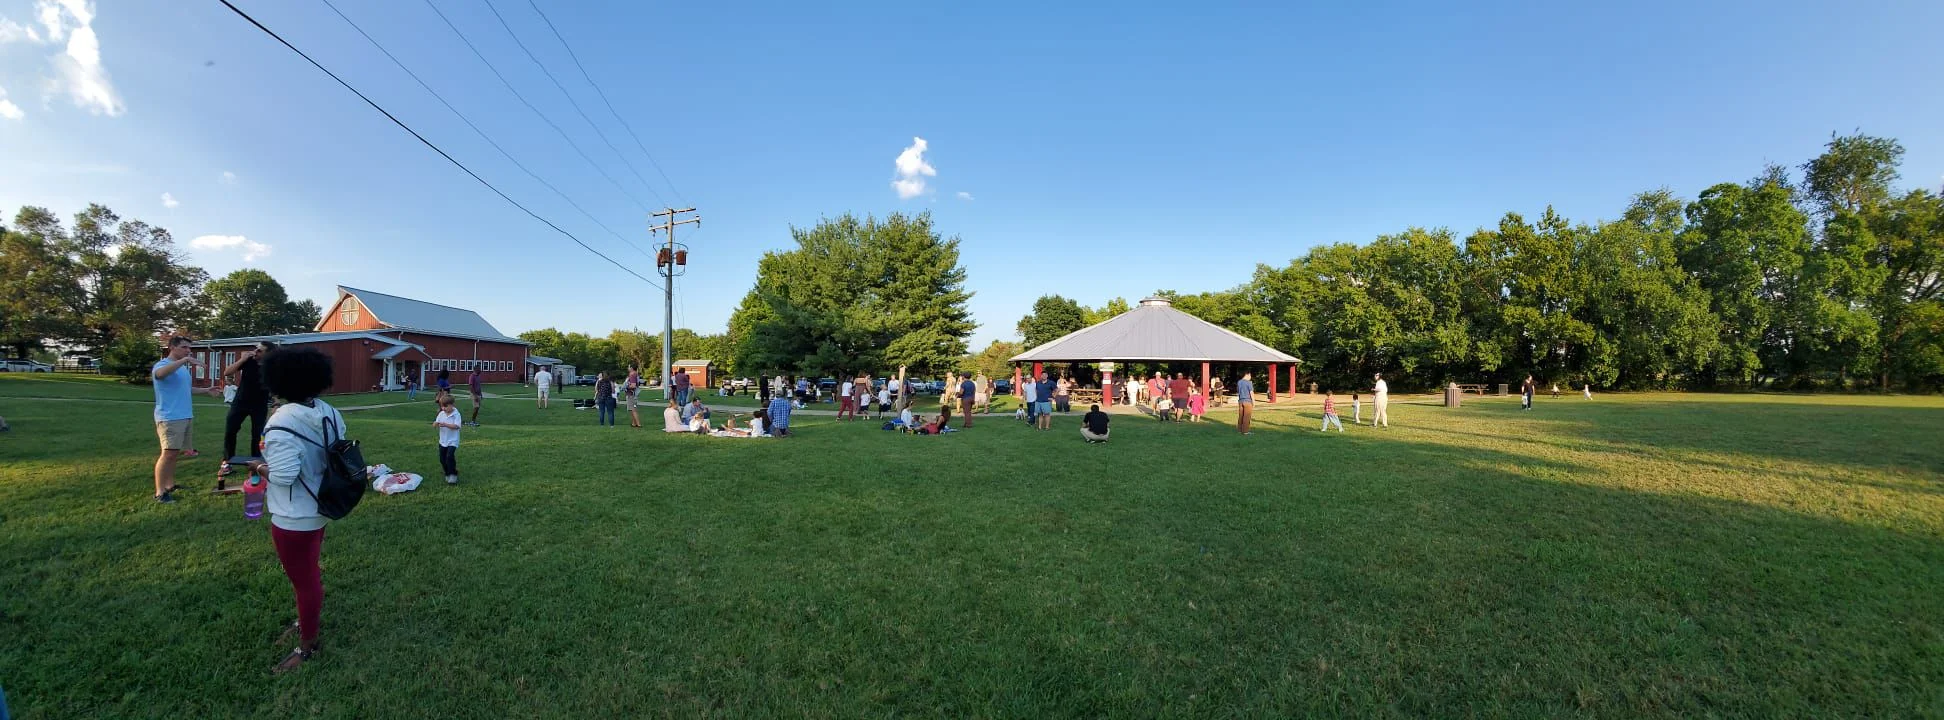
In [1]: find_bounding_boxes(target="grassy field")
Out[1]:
[2,376,1941,718]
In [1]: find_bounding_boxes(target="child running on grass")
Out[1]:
[434,393,462,485]
[1321,391,1345,432]
[1352,392,1362,424]
[1189,385,1206,422]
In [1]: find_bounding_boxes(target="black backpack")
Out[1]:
[267,412,368,520]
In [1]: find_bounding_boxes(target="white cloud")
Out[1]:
[0,86,21,120]
[3,0,123,116]
[160,192,178,209]
[955,191,973,201]
[220,170,236,184]
[0,17,41,43]
[191,234,272,262]
[891,136,936,199]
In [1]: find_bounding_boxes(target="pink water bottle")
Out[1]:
[243,470,266,520]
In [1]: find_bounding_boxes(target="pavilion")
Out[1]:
[1009,297,1301,407]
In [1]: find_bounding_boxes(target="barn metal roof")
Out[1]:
[1010,297,1300,364]
[337,286,516,341]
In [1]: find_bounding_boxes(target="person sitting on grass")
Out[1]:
[914,412,956,435]
[1081,404,1110,443]
[684,397,710,426]
[714,409,769,437]
[662,399,688,433]
[251,346,345,674]
[766,390,793,437]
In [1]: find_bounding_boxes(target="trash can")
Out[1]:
[1444,383,1462,408]
[1497,383,1509,396]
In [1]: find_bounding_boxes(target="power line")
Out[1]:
[215,0,663,290]
[419,0,656,214]
[316,0,664,278]
[479,0,671,207]
[522,0,689,206]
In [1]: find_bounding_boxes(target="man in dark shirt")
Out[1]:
[674,368,692,406]
[1035,375,1056,430]
[1168,373,1192,422]
[1081,404,1109,443]
[219,342,276,488]
[959,376,978,428]
[1521,374,1535,410]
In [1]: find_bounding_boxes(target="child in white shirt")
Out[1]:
[434,394,462,485]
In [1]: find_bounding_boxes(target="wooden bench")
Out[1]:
[1454,383,1487,395]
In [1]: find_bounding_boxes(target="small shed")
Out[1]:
[672,359,718,389]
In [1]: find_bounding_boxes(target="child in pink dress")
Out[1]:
[1189,385,1207,422]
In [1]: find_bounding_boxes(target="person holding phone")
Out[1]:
[219,342,277,489]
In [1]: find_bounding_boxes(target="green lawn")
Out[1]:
[2,376,1942,718]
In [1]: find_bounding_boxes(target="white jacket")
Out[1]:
[263,398,347,532]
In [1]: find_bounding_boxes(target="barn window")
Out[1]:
[339,298,360,327]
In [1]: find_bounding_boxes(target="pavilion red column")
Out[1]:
[1013,366,1022,402]
[1032,362,1043,384]
[1269,363,1279,403]
[1200,362,1210,399]
[1288,367,1299,396]
[1102,366,1114,407]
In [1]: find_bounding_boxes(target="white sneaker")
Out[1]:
[446,474,458,485]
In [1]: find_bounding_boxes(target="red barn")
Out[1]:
[190,286,529,395]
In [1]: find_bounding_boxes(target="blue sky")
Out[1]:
[2,0,1941,347]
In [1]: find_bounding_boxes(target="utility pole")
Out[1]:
[649,207,700,401]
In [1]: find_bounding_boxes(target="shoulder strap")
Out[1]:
[265,425,325,449]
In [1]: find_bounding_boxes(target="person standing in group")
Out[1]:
[219,342,277,490]
[1583,382,1593,399]
[436,369,452,396]
[1235,371,1255,435]
[533,365,552,409]
[1126,374,1142,408]
[673,367,691,406]
[1352,392,1363,425]
[251,347,345,673]
[625,380,642,428]
[838,376,855,421]
[766,386,794,437]
[624,364,641,405]
[1021,372,1039,424]
[466,367,484,427]
[404,373,417,401]
[1168,373,1191,423]
[1036,374,1056,430]
[434,393,462,485]
[1372,373,1390,428]
[1081,404,1110,443]
[856,375,873,420]
[1321,391,1345,432]
[1054,375,1072,414]
[1189,384,1206,422]
[959,374,978,428]
[594,372,616,427]
[1148,372,1166,414]
[150,336,222,503]
[1521,374,1535,410]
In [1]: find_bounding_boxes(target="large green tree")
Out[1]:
[195,269,321,339]
[731,212,973,378]
[1015,295,1087,348]
[0,221,80,358]
[6,205,207,361]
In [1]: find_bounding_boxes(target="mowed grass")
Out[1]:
[2,377,1942,719]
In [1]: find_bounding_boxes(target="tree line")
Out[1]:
[0,205,321,377]
[516,327,734,380]
[1014,133,1943,392]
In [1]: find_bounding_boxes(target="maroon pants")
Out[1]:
[271,525,326,644]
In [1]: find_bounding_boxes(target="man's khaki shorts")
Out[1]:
[156,419,192,451]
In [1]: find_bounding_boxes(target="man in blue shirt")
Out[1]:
[959,376,978,428]
[767,391,794,437]
[151,336,221,503]
[1234,371,1255,435]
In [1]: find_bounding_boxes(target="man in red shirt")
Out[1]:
[1168,373,1192,422]
[1147,373,1166,416]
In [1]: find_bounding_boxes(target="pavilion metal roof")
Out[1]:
[1010,297,1300,364]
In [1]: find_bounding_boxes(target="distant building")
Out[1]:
[190,286,529,394]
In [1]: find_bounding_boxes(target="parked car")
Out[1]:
[731,377,752,390]
[993,379,1013,395]
[0,359,53,372]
